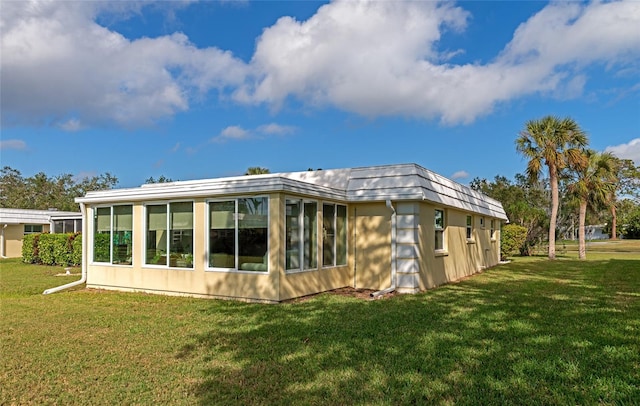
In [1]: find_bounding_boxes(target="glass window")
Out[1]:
[336,205,347,266]
[209,201,235,268]
[170,202,193,268]
[435,209,445,251]
[286,200,319,271]
[490,219,496,240]
[304,202,318,269]
[24,224,43,235]
[93,207,111,262]
[285,200,301,270]
[146,205,167,265]
[93,206,133,265]
[145,202,193,268]
[238,197,268,271]
[480,217,485,228]
[323,203,347,268]
[113,205,133,265]
[466,215,473,240]
[54,221,64,233]
[209,197,269,272]
[323,204,335,266]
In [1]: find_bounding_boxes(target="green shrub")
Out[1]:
[22,234,38,264]
[37,233,56,265]
[71,234,82,266]
[501,224,528,260]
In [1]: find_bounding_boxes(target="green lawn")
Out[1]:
[2,243,639,405]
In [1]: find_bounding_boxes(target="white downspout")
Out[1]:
[1,224,7,258]
[371,199,397,297]
[43,203,87,295]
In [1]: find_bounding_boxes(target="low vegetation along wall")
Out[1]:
[22,233,82,266]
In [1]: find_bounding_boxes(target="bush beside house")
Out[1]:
[501,224,528,260]
[22,233,82,266]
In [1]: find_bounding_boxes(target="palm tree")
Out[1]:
[245,167,270,175]
[568,151,617,259]
[516,116,589,260]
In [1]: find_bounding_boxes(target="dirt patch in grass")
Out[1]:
[285,287,396,303]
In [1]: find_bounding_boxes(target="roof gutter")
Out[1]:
[43,202,87,295]
[371,199,397,298]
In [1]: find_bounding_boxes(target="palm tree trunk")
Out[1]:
[549,166,559,260]
[578,200,587,260]
[611,204,617,240]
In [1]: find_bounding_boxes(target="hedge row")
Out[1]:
[22,233,82,266]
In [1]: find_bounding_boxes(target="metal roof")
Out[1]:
[0,208,81,225]
[77,163,508,220]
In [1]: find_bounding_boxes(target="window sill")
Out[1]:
[285,268,318,275]
[491,238,497,242]
[435,250,449,257]
[205,267,268,274]
[466,239,476,244]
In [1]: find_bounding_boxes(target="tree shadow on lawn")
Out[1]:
[178,259,640,405]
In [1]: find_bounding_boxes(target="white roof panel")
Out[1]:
[77,163,508,220]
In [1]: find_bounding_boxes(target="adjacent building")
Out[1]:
[74,163,508,302]
[0,208,82,258]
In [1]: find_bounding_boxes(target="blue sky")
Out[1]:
[1,0,639,188]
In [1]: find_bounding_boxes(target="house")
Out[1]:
[69,163,508,302]
[0,208,82,258]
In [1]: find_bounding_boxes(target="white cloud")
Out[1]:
[238,0,640,124]
[257,123,297,136]
[451,170,469,180]
[58,119,84,132]
[0,139,27,150]
[212,125,250,143]
[605,138,640,165]
[2,0,639,128]
[1,0,247,129]
[211,122,295,143]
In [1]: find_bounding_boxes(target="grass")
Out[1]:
[1,241,639,405]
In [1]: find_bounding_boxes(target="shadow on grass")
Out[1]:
[178,258,640,405]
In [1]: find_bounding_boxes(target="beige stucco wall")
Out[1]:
[1,223,51,258]
[419,203,501,289]
[353,202,391,290]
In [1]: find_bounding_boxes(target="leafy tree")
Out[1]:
[515,116,589,259]
[245,167,270,175]
[608,158,640,239]
[145,175,175,184]
[470,173,549,255]
[0,166,118,211]
[615,199,640,239]
[567,151,617,259]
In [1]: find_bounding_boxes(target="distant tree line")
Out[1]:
[0,166,118,212]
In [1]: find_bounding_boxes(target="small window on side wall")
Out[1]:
[434,209,445,251]
[466,215,473,240]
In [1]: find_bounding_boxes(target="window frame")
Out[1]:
[434,208,447,254]
[206,196,270,274]
[24,224,43,235]
[466,214,474,242]
[91,204,134,266]
[285,198,319,274]
[143,200,195,270]
[322,202,347,269]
